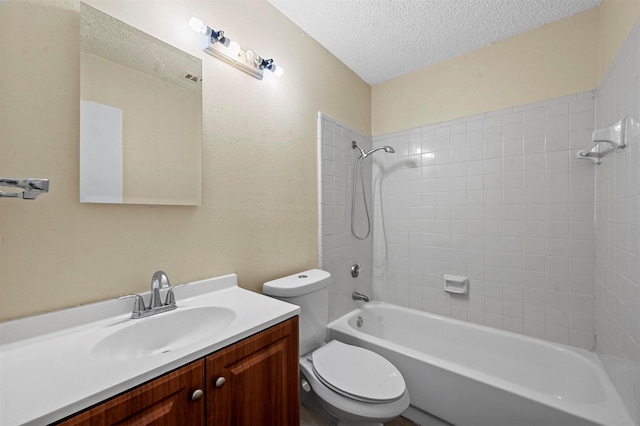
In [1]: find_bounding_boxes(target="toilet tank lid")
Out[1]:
[263,269,331,297]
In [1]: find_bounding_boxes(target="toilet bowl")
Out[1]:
[263,270,409,425]
[301,341,409,425]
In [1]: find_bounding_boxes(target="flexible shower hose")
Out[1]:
[351,156,371,240]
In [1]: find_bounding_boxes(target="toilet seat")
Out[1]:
[311,340,405,403]
[299,354,410,425]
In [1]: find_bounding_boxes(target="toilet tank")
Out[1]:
[263,269,330,356]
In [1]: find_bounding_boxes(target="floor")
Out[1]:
[300,403,419,426]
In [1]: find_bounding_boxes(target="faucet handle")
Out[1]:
[117,294,147,317]
[164,283,189,306]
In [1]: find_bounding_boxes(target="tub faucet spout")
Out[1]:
[352,291,370,302]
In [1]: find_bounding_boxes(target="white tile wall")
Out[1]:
[318,113,374,321]
[372,92,598,350]
[318,21,639,423]
[594,20,640,425]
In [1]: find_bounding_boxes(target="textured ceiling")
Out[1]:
[267,0,601,85]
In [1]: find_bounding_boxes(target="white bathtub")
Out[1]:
[328,302,633,426]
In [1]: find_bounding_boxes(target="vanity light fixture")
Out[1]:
[189,17,284,80]
[256,57,285,77]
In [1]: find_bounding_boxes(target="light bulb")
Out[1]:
[227,41,241,58]
[189,17,209,35]
[272,65,285,77]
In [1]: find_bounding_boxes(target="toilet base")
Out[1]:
[301,389,337,425]
[337,421,382,426]
[302,390,384,426]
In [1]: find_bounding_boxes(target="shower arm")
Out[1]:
[352,141,395,159]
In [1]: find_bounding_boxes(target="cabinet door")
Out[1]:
[59,360,205,426]
[206,317,299,426]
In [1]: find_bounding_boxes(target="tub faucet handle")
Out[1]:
[351,264,360,278]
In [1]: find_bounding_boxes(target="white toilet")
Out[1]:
[263,269,409,426]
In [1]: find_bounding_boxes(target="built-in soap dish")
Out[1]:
[443,275,469,295]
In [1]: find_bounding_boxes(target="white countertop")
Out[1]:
[0,274,299,426]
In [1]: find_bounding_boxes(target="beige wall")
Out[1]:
[372,8,600,135]
[0,0,370,320]
[372,1,640,136]
[598,0,640,78]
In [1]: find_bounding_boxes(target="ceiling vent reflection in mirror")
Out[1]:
[189,17,284,80]
[182,73,201,83]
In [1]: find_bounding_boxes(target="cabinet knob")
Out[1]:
[191,389,204,401]
[215,377,226,388]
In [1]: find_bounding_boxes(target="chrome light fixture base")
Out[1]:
[200,35,264,80]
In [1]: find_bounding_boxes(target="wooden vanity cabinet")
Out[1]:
[206,316,299,426]
[57,317,299,426]
[59,360,205,426]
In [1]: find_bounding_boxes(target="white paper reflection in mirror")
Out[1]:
[80,101,123,203]
[80,3,202,205]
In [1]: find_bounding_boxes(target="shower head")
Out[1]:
[352,141,395,158]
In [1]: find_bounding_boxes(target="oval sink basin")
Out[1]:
[92,307,235,360]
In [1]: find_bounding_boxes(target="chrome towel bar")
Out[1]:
[0,177,49,200]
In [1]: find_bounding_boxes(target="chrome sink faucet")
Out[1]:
[118,271,185,319]
[150,271,171,308]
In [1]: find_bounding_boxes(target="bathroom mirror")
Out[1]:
[80,3,202,205]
